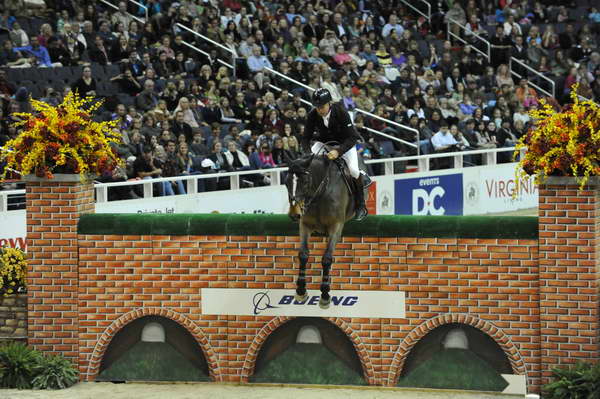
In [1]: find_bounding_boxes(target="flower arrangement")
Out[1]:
[0,246,26,296]
[515,85,600,190]
[0,92,122,180]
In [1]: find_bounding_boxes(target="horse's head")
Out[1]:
[286,155,328,219]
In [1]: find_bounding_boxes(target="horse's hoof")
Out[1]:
[295,292,308,302]
[319,297,331,309]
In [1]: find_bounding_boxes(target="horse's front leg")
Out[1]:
[319,222,344,309]
[295,222,311,302]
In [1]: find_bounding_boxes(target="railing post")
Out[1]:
[384,160,394,175]
[453,154,463,169]
[418,157,430,172]
[0,193,6,213]
[231,174,240,190]
[143,181,153,198]
[268,170,281,186]
[188,177,197,194]
[483,151,497,166]
[95,186,108,203]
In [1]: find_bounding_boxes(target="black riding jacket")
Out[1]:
[301,101,360,155]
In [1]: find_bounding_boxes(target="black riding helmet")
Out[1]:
[312,88,332,107]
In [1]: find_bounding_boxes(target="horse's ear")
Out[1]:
[289,156,311,175]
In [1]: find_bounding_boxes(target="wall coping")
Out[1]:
[23,173,91,183]
[542,176,600,187]
[78,214,538,239]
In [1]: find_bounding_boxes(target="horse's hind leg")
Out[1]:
[295,223,311,302]
[319,222,344,309]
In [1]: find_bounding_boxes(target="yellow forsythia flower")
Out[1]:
[0,91,123,180]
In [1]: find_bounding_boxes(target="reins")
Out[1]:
[289,142,338,213]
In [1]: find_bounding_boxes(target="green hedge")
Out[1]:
[79,214,538,239]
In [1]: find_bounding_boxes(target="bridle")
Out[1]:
[288,142,338,215]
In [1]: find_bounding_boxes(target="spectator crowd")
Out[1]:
[0,0,599,199]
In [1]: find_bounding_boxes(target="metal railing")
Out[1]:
[128,0,148,22]
[398,0,431,21]
[176,23,237,77]
[263,67,421,152]
[363,127,417,149]
[97,0,145,24]
[0,146,517,210]
[446,17,491,61]
[509,57,555,98]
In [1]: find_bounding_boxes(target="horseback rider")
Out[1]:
[301,88,371,221]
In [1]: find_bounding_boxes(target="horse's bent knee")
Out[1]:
[299,251,309,264]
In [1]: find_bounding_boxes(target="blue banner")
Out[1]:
[394,174,463,215]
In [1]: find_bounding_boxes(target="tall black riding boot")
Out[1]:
[354,174,368,221]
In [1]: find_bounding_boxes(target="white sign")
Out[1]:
[96,197,178,214]
[201,288,405,318]
[195,186,289,214]
[0,210,27,250]
[462,163,537,215]
[95,186,289,215]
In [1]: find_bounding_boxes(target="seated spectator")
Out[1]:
[9,21,29,47]
[133,145,165,196]
[431,123,459,152]
[136,79,159,112]
[162,140,186,195]
[88,35,110,65]
[13,36,56,67]
[257,143,277,168]
[110,69,142,96]
[72,66,97,96]
[247,45,272,89]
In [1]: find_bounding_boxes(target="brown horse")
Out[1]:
[286,151,358,308]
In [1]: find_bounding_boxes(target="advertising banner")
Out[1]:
[0,210,27,250]
[95,186,290,215]
[461,163,537,215]
[201,288,405,318]
[394,173,464,215]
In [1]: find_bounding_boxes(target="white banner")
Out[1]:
[0,210,27,250]
[95,186,290,215]
[462,163,537,215]
[201,288,405,318]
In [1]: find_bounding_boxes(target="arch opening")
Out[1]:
[250,317,367,385]
[97,315,210,382]
[397,323,513,391]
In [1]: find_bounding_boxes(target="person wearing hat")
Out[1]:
[301,88,371,221]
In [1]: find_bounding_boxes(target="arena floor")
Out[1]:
[2,382,526,399]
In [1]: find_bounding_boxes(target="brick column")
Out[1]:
[25,174,94,361]
[538,176,600,386]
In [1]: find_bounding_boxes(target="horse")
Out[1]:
[285,145,360,309]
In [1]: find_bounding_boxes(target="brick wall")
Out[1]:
[25,176,94,360]
[77,233,539,389]
[24,175,600,395]
[538,177,600,385]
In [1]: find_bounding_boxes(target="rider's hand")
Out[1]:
[327,150,339,160]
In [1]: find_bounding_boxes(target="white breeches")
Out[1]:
[311,141,360,179]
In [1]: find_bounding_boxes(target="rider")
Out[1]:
[301,88,371,221]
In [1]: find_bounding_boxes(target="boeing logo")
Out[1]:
[253,292,278,315]
[251,291,359,315]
